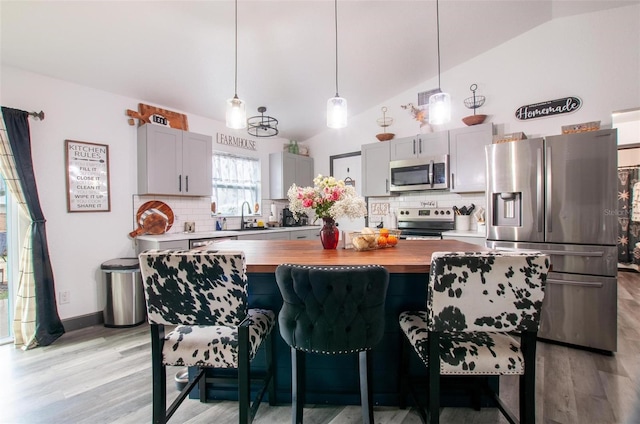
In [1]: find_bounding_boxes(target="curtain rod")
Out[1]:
[27,110,45,120]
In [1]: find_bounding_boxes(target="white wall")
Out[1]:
[1,5,637,321]
[0,67,291,320]
[306,4,640,223]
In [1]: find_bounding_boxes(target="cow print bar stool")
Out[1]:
[138,249,276,424]
[398,251,549,424]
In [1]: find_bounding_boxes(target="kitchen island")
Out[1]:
[196,239,491,407]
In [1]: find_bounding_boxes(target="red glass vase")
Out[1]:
[320,217,340,249]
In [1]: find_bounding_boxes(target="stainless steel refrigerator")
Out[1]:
[485,129,618,353]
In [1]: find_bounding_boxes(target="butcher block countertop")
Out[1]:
[210,239,489,274]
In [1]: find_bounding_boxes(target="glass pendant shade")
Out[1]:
[326,96,347,129]
[226,96,247,129]
[428,92,451,125]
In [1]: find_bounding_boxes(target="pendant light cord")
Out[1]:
[234,0,238,97]
[436,0,441,90]
[334,0,339,97]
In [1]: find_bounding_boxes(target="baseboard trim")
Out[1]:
[62,312,103,332]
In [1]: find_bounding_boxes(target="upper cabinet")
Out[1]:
[269,152,314,199]
[137,124,212,196]
[389,132,449,161]
[449,122,493,193]
[361,141,391,197]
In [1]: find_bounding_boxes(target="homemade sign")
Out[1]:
[126,103,189,130]
[65,140,110,212]
[515,96,582,121]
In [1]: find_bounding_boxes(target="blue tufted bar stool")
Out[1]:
[275,264,390,424]
[398,251,550,424]
[138,249,276,424]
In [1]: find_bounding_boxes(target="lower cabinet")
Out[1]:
[136,239,189,254]
[289,228,320,240]
[441,233,486,247]
[237,231,291,241]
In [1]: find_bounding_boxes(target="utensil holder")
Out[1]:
[455,215,471,231]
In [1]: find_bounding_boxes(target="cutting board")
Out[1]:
[129,201,175,238]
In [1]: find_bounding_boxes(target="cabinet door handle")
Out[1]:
[386,178,389,193]
[413,139,416,155]
[419,138,423,154]
[178,175,182,192]
[451,173,454,190]
[185,175,189,192]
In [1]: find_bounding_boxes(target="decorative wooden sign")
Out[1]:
[515,96,582,121]
[126,103,189,130]
[65,140,111,212]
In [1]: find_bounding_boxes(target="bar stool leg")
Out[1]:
[359,350,374,424]
[291,348,305,424]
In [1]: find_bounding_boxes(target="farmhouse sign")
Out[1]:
[515,96,582,121]
[216,133,257,151]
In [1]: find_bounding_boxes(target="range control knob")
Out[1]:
[434,210,439,215]
[446,210,451,215]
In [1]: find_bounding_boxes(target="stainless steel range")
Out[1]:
[396,207,455,240]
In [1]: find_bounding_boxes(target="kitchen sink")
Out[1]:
[235,227,272,231]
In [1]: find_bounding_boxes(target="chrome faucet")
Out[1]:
[240,201,252,230]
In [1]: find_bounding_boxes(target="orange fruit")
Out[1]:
[377,235,388,247]
[379,228,390,237]
[387,235,398,246]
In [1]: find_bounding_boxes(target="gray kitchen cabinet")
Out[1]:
[289,228,320,240]
[136,238,189,254]
[361,141,391,197]
[137,124,212,196]
[389,131,449,161]
[449,122,493,193]
[442,232,486,246]
[236,231,291,241]
[269,152,314,199]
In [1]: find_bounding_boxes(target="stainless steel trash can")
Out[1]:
[101,258,146,327]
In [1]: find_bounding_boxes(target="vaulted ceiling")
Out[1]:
[1,1,636,140]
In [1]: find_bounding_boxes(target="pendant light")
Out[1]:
[226,0,246,129]
[326,0,347,129]
[428,0,451,125]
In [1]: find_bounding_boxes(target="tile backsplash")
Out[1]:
[132,196,291,234]
[133,191,487,234]
[366,191,487,230]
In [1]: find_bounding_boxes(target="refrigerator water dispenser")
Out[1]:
[492,192,521,227]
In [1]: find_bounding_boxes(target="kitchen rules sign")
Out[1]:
[65,140,111,212]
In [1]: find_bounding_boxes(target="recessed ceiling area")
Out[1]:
[1,0,636,141]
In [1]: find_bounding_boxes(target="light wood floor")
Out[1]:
[1,271,639,424]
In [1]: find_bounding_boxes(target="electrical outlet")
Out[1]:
[59,290,70,304]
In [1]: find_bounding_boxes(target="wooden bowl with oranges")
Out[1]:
[350,228,401,251]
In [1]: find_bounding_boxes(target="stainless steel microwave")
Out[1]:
[389,155,449,192]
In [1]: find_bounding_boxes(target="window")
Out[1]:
[212,152,261,216]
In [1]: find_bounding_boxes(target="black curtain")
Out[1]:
[618,167,640,265]
[2,107,64,346]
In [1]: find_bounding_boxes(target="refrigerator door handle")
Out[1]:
[536,148,544,232]
[546,278,603,288]
[546,145,552,233]
[540,249,604,257]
